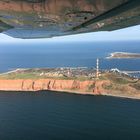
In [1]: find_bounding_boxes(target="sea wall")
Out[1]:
[0,79,105,94]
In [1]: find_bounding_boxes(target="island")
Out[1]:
[0,68,140,99]
[107,52,140,59]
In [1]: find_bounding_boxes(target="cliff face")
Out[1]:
[0,79,139,97]
[0,79,103,95]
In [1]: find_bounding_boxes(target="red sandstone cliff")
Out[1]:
[0,79,105,95]
[0,79,140,98]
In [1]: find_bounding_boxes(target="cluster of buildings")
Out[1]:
[37,59,101,79]
[38,67,97,79]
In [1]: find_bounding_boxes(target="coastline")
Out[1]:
[0,68,140,100]
[43,89,140,100]
[102,93,140,100]
[0,88,140,100]
[107,52,140,59]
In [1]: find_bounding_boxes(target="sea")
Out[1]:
[0,41,140,140]
[0,41,140,72]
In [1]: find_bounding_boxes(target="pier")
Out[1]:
[120,71,140,74]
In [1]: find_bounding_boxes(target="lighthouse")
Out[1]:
[96,58,99,79]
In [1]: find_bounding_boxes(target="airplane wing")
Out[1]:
[0,0,140,39]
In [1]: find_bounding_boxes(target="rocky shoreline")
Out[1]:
[0,78,140,99]
[0,68,140,99]
[0,79,104,95]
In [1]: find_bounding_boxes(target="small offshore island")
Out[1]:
[107,52,140,59]
[0,67,140,99]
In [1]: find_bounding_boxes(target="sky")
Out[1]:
[0,25,140,44]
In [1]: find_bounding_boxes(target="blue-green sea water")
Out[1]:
[0,91,140,140]
[0,41,140,72]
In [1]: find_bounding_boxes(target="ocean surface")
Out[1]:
[0,41,140,72]
[0,91,140,140]
[0,41,140,140]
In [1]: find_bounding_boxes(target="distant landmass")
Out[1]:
[107,52,140,59]
[0,68,140,99]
